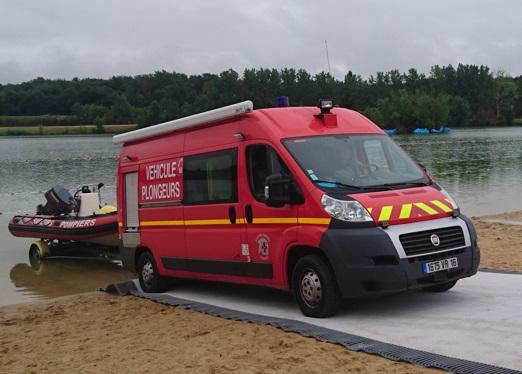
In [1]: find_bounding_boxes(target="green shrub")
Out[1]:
[0,115,81,127]
[6,128,30,136]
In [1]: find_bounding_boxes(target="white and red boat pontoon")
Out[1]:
[8,184,118,260]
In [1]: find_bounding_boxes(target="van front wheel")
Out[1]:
[292,255,341,318]
[137,252,167,293]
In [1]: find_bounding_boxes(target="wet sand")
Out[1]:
[477,211,522,222]
[1,214,520,373]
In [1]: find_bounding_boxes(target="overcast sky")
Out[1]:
[1,0,521,84]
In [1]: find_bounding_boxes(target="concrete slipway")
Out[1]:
[119,270,521,372]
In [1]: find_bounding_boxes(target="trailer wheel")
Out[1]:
[137,251,167,293]
[422,280,457,293]
[28,241,51,270]
[29,244,43,269]
[292,255,341,318]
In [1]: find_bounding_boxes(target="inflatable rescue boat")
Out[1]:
[8,184,118,248]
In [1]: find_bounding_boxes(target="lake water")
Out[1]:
[396,127,522,216]
[0,136,129,306]
[1,128,521,305]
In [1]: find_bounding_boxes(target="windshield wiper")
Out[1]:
[313,180,396,192]
[371,180,431,189]
[313,180,365,191]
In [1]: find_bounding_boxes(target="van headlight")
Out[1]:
[440,188,460,217]
[440,188,459,209]
[321,195,373,222]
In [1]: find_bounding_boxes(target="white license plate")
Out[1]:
[422,257,458,274]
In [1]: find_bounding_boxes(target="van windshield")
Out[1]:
[283,134,429,191]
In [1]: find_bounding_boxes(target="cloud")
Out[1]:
[1,0,521,84]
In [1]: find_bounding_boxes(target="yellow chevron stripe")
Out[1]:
[399,203,413,219]
[431,199,453,213]
[378,205,393,221]
[414,202,438,215]
[367,207,373,214]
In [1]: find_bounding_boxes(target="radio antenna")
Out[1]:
[325,40,331,75]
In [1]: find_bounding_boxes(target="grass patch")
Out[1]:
[4,128,31,136]
[0,115,80,126]
[0,124,136,136]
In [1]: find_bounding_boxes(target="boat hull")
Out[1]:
[8,213,119,247]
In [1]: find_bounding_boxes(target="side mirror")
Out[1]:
[264,174,304,207]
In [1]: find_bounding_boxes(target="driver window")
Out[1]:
[247,145,290,201]
[363,139,390,172]
[386,146,410,173]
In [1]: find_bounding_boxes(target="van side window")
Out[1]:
[183,149,238,204]
[247,145,290,201]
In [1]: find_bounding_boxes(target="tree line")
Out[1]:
[0,64,520,132]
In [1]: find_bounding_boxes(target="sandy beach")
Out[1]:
[473,211,522,272]
[1,214,520,373]
[0,293,441,374]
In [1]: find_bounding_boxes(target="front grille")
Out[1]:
[407,248,465,263]
[400,226,465,257]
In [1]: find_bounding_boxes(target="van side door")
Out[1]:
[177,148,243,277]
[240,143,300,285]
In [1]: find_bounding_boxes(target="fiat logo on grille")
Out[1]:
[430,234,441,247]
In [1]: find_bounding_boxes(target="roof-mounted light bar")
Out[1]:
[113,100,253,144]
[318,99,333,114]
[315,99,337,127]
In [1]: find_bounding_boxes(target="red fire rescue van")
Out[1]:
[113,100,479,317]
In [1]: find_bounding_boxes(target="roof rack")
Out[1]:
[113,100,254,144]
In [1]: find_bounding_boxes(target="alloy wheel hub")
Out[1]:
[300,269,322,307]
[142,261,154,286]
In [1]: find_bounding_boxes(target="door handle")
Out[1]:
[245,204,253,224]
[228,205,236,224]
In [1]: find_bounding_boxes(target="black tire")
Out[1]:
[292,255,341,318]
[29,244,43,271]
[422,280,458,293]
[137,251,168,293]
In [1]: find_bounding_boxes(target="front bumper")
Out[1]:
[320,215,480,298]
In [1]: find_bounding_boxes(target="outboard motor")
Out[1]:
[36,185,76,215]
